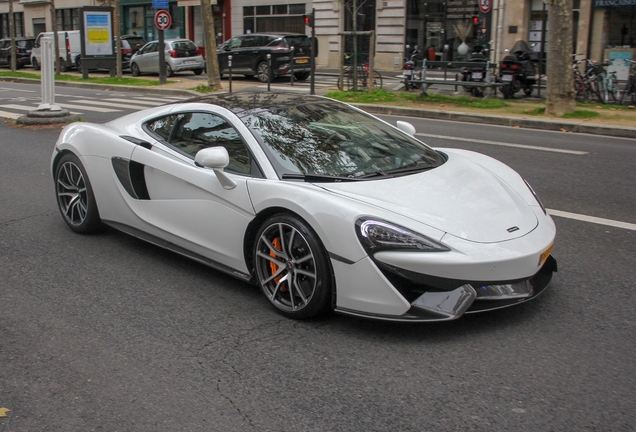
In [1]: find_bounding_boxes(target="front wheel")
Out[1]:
[257,62,270,83]
[54,153,102,234]
[193,68,203,76]
[131,62,140,76]
[32,57,40,71]
[253,214,333,319]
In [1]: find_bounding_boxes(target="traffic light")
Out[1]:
[472,15,479,25]
[304,13,314,28]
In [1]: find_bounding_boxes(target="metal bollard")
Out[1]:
[290,46,294,86]
[38,37,61,111]
[267,54,271,91]
[228,55,233,93]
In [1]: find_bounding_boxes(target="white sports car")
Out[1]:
[52,92,557,321]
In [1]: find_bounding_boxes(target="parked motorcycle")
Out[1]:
[403,45,424,90]
[498,40,539,99]
[460,46,490,97]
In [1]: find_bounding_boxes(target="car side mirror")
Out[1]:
[396,121,416,137]
[194,147,236,189]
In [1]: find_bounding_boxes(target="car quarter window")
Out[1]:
[147,113,253,175]
[227,37,242,49]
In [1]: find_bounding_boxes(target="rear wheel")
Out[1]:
[193,68,203,75]
[54,153,102,234]
[76,58,82,74]
[59,58,69,73]
[502,84,512,99]
[165,63,174,77]
[523,84,534,96]
[253,214,333,319]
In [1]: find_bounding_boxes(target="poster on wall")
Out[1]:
[81,7,114,56]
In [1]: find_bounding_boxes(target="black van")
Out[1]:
[216,33,312,82]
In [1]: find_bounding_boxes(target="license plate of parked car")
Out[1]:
[295,58,308,64]
[471,72,483,79]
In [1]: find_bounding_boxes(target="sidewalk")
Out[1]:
[2,68,635,139]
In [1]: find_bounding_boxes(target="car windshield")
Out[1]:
[242,100,444,179]
[125,37,147,49]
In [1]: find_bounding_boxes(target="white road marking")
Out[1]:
[0,104,80,114]
[101,98,164,106]
[0,110,21,119]
[416,133,588,155]
[548,209,636,231]
[55,103,120,113]
[0,87,36,93]
[70,100,156,110]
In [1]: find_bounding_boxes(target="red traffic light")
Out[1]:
[472,16,479,25]
[303,13,314,27]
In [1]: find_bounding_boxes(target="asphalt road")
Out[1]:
[1,84,635,431]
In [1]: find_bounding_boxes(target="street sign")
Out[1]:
[479,0,492,13]
[152,0,169,9]
[154,10,171,31]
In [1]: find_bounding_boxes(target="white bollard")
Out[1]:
[37,37,61,111]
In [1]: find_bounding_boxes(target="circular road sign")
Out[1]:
[155,10,172,31]
[479,0,492,13]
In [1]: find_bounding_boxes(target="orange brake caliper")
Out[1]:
[269,237,287,291]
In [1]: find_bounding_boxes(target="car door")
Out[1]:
[136,41,158,72]
[129,110,259,274]
[0,40,8,65]
[217,36,245,74]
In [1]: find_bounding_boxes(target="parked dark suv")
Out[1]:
[0,37,35,69]
[216,33,312,82]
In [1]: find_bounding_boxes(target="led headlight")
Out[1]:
[355,218,450,253]
[524,179,547,214]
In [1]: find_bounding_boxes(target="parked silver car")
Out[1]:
[130,38,204,76]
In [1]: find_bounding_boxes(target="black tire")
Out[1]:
[54,153,102,234]
[193,68,203,75]
[257,61,270,83]
[294,71,310,81]
[471,87,483,97]
[502,84,512,99]
[32,57,40,71]
[253,214,333,319]
[165,63,174,77]
[131,62,140,76]
[59,59,68,73]
[76,58,82,74]
[523,84,533,96]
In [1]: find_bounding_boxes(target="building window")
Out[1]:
[56,9,80,31]
[0,13,25,38]
[243,4,306,34]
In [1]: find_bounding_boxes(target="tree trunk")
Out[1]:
[546,0,575,116]
[114,0,122,78]
[201,0,222,91]
[50,0,61,75]
[8,0,16,72]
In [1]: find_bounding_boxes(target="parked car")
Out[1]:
[31,30,81,72]
[0,37,35,69]
[50,92,557,322]
[130,39,205,77]
[75,36,147,73]
[216,33,312,82]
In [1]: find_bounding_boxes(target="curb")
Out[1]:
[352,104,636,139]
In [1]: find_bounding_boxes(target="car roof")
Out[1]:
[0,36,35,41]
[177,92,333,117]
[237,33,307,38]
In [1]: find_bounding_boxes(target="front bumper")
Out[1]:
[336,255,557,322]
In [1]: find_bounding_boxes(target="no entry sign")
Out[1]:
[155,10,171,31]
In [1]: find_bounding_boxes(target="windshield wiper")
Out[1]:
[281,173,362,183]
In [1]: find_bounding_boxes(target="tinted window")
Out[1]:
[17,40,34,49]
[284,36,310,49]
[149,113,253,175]
[124,37,147,49]
[171,40,197,51]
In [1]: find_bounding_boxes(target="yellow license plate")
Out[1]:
[296,59,308,64]
[538,243,554,266]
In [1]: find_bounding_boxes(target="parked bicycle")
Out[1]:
[338,53,383,91]
[620,59,636,106]
[595,59,621,104]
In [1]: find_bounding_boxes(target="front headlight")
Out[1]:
[524,179,547,214]
[355,218,450,253]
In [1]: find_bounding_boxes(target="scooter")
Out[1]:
[402,45,424,90]
[498,40,539,99]
[460,46,490,97]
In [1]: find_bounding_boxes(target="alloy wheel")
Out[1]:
[56,161,88,226]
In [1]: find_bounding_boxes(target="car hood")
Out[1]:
[319,152,538,243]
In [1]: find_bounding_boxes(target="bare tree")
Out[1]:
[342,0,373,91]
[200,0,222,91]
[8,0,16,72]
[546,0,575,116]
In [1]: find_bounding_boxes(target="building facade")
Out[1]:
[1,0,634,74]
